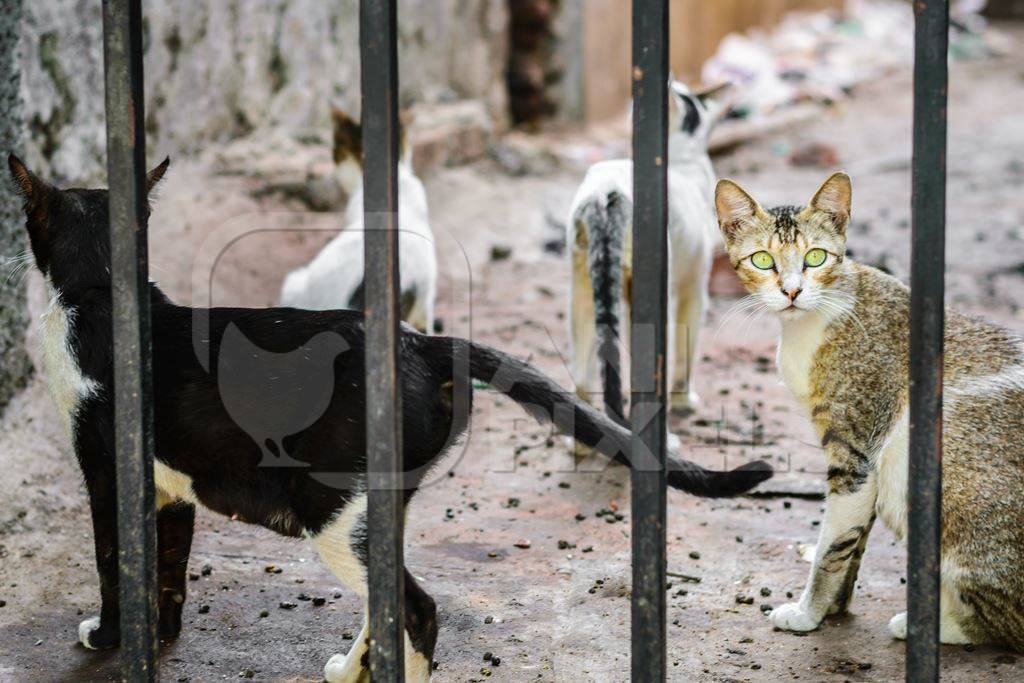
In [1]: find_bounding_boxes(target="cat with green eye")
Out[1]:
[716,172,1024,652]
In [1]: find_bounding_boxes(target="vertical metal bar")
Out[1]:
[907,1,948,681]
[360,0,405,680]
[101,0,158,680]
[630,0,669,680]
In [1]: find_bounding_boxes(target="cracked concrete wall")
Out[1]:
[1,0,33,414]
[19,0,509,183]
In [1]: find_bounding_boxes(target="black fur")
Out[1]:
[9,155,771,664]
[679,93,701,134]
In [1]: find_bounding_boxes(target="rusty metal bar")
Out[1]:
[101,0,158,680]
[360,0,405,680]
[630,0,669,679]
[907,1,948,681]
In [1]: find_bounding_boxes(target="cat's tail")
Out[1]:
[576,190,629,427]
[432,336,771,497]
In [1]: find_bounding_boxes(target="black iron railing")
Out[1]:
[94,0,947,680]
[360,0,407,679]
[102,0,158,680]
[630,0,670,680]
[907,1,948,681]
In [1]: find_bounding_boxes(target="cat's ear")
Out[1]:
[694,82,733,128]
[715,179,763,244]
[147,156,170,195]
[331,106,362,165]
[807,172,852,232]
[693,81,731,104]
[8,154,50,204]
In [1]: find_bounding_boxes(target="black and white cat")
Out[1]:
[8,155,771,682]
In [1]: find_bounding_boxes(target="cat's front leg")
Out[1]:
[156,500,195,641]
[76,427,121,650]
[771,470,877,632]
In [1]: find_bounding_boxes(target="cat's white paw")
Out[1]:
[667,432,682,452]
[78,616,101,650]
[324,651,369,683]
[769,602,821,632]
[889,611,908,640]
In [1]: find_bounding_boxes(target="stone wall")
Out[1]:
[19,0,509,183]
[1,0,33,414]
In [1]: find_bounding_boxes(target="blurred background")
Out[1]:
[2,1,1023,681]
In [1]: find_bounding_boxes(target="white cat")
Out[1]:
[566,80,730,437]
[280,108,437,333]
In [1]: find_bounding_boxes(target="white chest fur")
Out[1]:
[777,312,831,404]
[38,288,99,437]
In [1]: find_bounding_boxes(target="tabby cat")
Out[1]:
[715,172,1024,650]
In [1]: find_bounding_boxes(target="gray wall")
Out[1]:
[1,0,33,414]
[20,0,510,183]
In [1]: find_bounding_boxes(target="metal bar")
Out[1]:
[907,1,948,681]
[360,0,405,680]
[101,0,158,680]
[630,0,669,680]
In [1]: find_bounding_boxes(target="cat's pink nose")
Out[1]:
[782,287,802,302]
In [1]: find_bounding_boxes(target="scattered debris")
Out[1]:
[490,245,513,262]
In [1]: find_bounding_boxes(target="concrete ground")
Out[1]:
[2,24,1024,683]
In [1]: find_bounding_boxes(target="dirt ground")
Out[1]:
[2,25,1024,683]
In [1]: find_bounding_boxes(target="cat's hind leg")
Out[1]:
[310,494,436,682]
[309,495,371,683]
[402,569,438,682]
[888,605,971,645]
[569,241,599,456]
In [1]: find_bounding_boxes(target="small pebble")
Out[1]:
[259,610,269,618]
[689,551,701,560]
[312,597,326,607]
[201,564,213,576]
[760,587,772,597]
[264,565,282,574]
[279,601,297,610]
[197,604,210,614]
[484,615,494,624]
[514,539,531,549]
[581,545,594,553]
[735,594,754,605]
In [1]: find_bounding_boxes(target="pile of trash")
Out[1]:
[702,0,1008,119]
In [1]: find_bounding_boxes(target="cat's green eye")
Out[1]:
[750,251,775,270]
[804,248,827,268]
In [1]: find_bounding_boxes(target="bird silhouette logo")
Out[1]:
[217,323,350,467]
